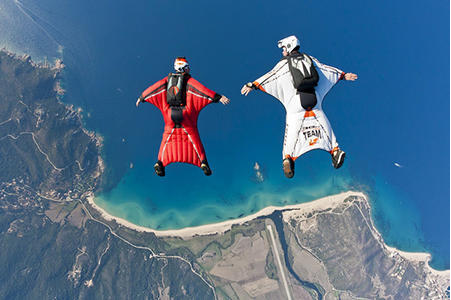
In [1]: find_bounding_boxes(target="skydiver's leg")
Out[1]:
[314,109,345,169]
[154,160,165,177]
[283,156,295,178]
[158,129,175,167]
[331,148,346,169]
[200,159,212,176]
[282,122,294,178]
[199,145,211,176]
[283,113,304,157]
[313,109,338,151]
[194,130,210,176]
[155,138,166,176]
[282,122,295,178]
[182,127,211,175]
[282,113,304,178]
[155,130,174,176]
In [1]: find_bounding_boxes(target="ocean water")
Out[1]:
[1,0,448,269]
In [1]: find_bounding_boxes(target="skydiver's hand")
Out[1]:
[219,95,230,105]
[344,73,358,81]
[136,97,142,107]
[241,84,253,96]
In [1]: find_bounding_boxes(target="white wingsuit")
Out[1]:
[252,56,344,160]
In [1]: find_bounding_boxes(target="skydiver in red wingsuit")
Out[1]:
[136,57,230,176]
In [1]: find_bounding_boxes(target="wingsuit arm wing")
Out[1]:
[252,60,295,105]
[186,77,222,111]
[310,57,345,98]
[140,77,168,111]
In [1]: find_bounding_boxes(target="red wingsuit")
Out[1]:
[140,76,222,168]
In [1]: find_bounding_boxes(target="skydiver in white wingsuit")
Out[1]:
[241,35,358,178]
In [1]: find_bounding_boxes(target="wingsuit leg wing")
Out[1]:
[158,126,206,167]
[284,109,339,159]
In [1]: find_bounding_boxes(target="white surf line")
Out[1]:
[76,199,217,299]
[267,224,292,300]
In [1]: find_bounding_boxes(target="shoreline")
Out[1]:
[385,245,449,276]
[87,191,364,238]
[85,191,450,276]
[1,47,63,70]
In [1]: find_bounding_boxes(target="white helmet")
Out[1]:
[277,35,300,53]
[174,57,189,72]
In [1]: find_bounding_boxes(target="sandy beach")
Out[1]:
[384,246,449,277]
[87,191,364,239]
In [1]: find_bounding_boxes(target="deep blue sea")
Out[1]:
[1,0,448,269]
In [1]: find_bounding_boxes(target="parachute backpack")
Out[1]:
[287,53,319,92]
[287,53,319,111]
[166,72,190,127]
[167,72,189,107]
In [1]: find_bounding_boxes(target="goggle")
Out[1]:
[174,61,189,70]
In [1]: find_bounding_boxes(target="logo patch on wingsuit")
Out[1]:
[302,125,322,146]
[309,138,318,146]
[169,86,179,96]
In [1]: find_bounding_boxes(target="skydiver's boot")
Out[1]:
[283,156,295,178]
[331,148,346,169]
[200,160,212,176]
[154,160,165,177]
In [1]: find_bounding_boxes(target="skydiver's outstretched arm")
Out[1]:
[187,77,230,111]
[136,77,168,110]
[240,82,265,96]
[310,57,359,98]
[241,60,288,97]
[311,57,357,83]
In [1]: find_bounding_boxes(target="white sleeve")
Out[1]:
[311,57,344,99]
[253,60,295,105]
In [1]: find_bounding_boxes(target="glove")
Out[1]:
[136,96,143,107]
